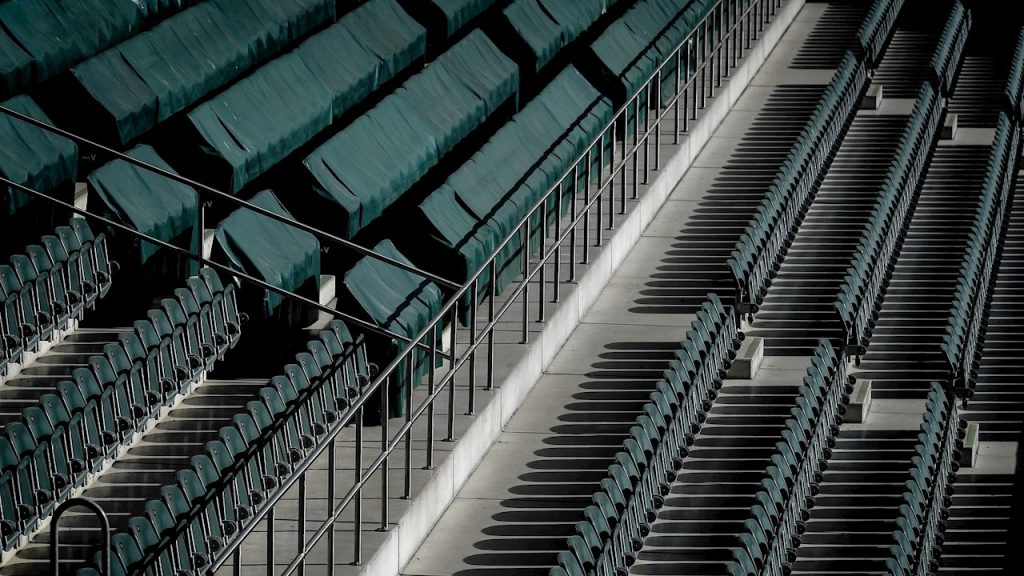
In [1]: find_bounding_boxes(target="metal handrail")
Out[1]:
[211,0,780,573]
[50,497,110,576]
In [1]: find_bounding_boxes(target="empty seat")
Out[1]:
[301,30,519,238]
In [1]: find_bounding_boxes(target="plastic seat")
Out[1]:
[1,265,41,353]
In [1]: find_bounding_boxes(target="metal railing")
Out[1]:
[0,0,787,573]
[206,0,784,574]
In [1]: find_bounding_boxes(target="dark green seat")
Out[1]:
[0,97,79,216]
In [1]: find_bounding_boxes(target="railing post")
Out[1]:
[470,278,479,412]
[538,204,546,323]
[521,220,530,344]
[267,506,275,576]
[328,438,337,575]
[405,351,415,497]
[380,374,390,532]
[298,473,307,576]
[427,324,437,467]
[569,164,579,280]
[353,405,363,565]
[583,148,592,264]
[487,263,497,390]
[447,304,458,440]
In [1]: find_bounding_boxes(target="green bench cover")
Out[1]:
[186,0,425,193]
[69,0,337,146]
[87,145,198,266]
[415,67,611,321]
[214,190,320,317]
[0,95,78,215]
[304,30,519,238]
[342,240,442,416]
[431,0,496,37]
[0,0,201,98]
[504,0,612,71]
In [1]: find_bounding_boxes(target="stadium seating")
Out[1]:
[587,0,716,104]
[65,0,338,146]
[0,0,196,99]
[1,268,238,554]
[1005,30,1024,120]
[550,295,740,575]
[300,30,519,239]
[86,145,199,267]
[856,0,905,67]
[412,66,613,321]
[942,112,1019,401]
[0,95,78,217]
[726,339,851,576]
[884,383,964,576]
[62,318,373,576]
[213,190,321,323]
[930,1,970,95]
[1,218,113,377]
[728,52,866,319]
[500,0,621,73]
[835,81,942,362]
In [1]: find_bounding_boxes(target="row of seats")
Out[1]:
[71,0,338,146]
[856,0,905,67]
[885,383,964,576]
[500,0,621,73]
[0,95,78,217]
[0,0,195,99]
[414,66,613,322]
[836,81,943,364]
[0,268,239,554]
[1005,29,1024,121]
[68,320,374,576]
[728,339,851,576]
[1,218,113,377]
[550,295,741,576]
[185,0,426,193]
[300,30,520,239]
[930,0,970,96]
[942,112,1020,401]
[587,0,717,104]
[728,52,866,319]
[400,0,496,40]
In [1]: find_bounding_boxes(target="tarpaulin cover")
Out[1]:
[304,30,518,238]
[0,27,32,99]
[297,0,426,118]
[342,240,442,414]
[70,0,337,146]
[416,67,611,322]
[186,0,424,193]
[215,189,319,317]
[590,0,715,99]
[430,0,496,37]
[0,0,142,97]
[0,95,77,215]
[86,145,198,265]
[504,0,611,71]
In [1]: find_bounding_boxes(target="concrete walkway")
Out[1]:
[402,4,836,574]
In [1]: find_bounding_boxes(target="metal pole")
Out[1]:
[469,278,479,412]
[379,375,390,532]
[404,352,414,498]
[487,264,496,390]
[427,324,437,468]
[521,220,530,344]
[353,406,363,565]
[447,305,458,440]
[328,438,337,575]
